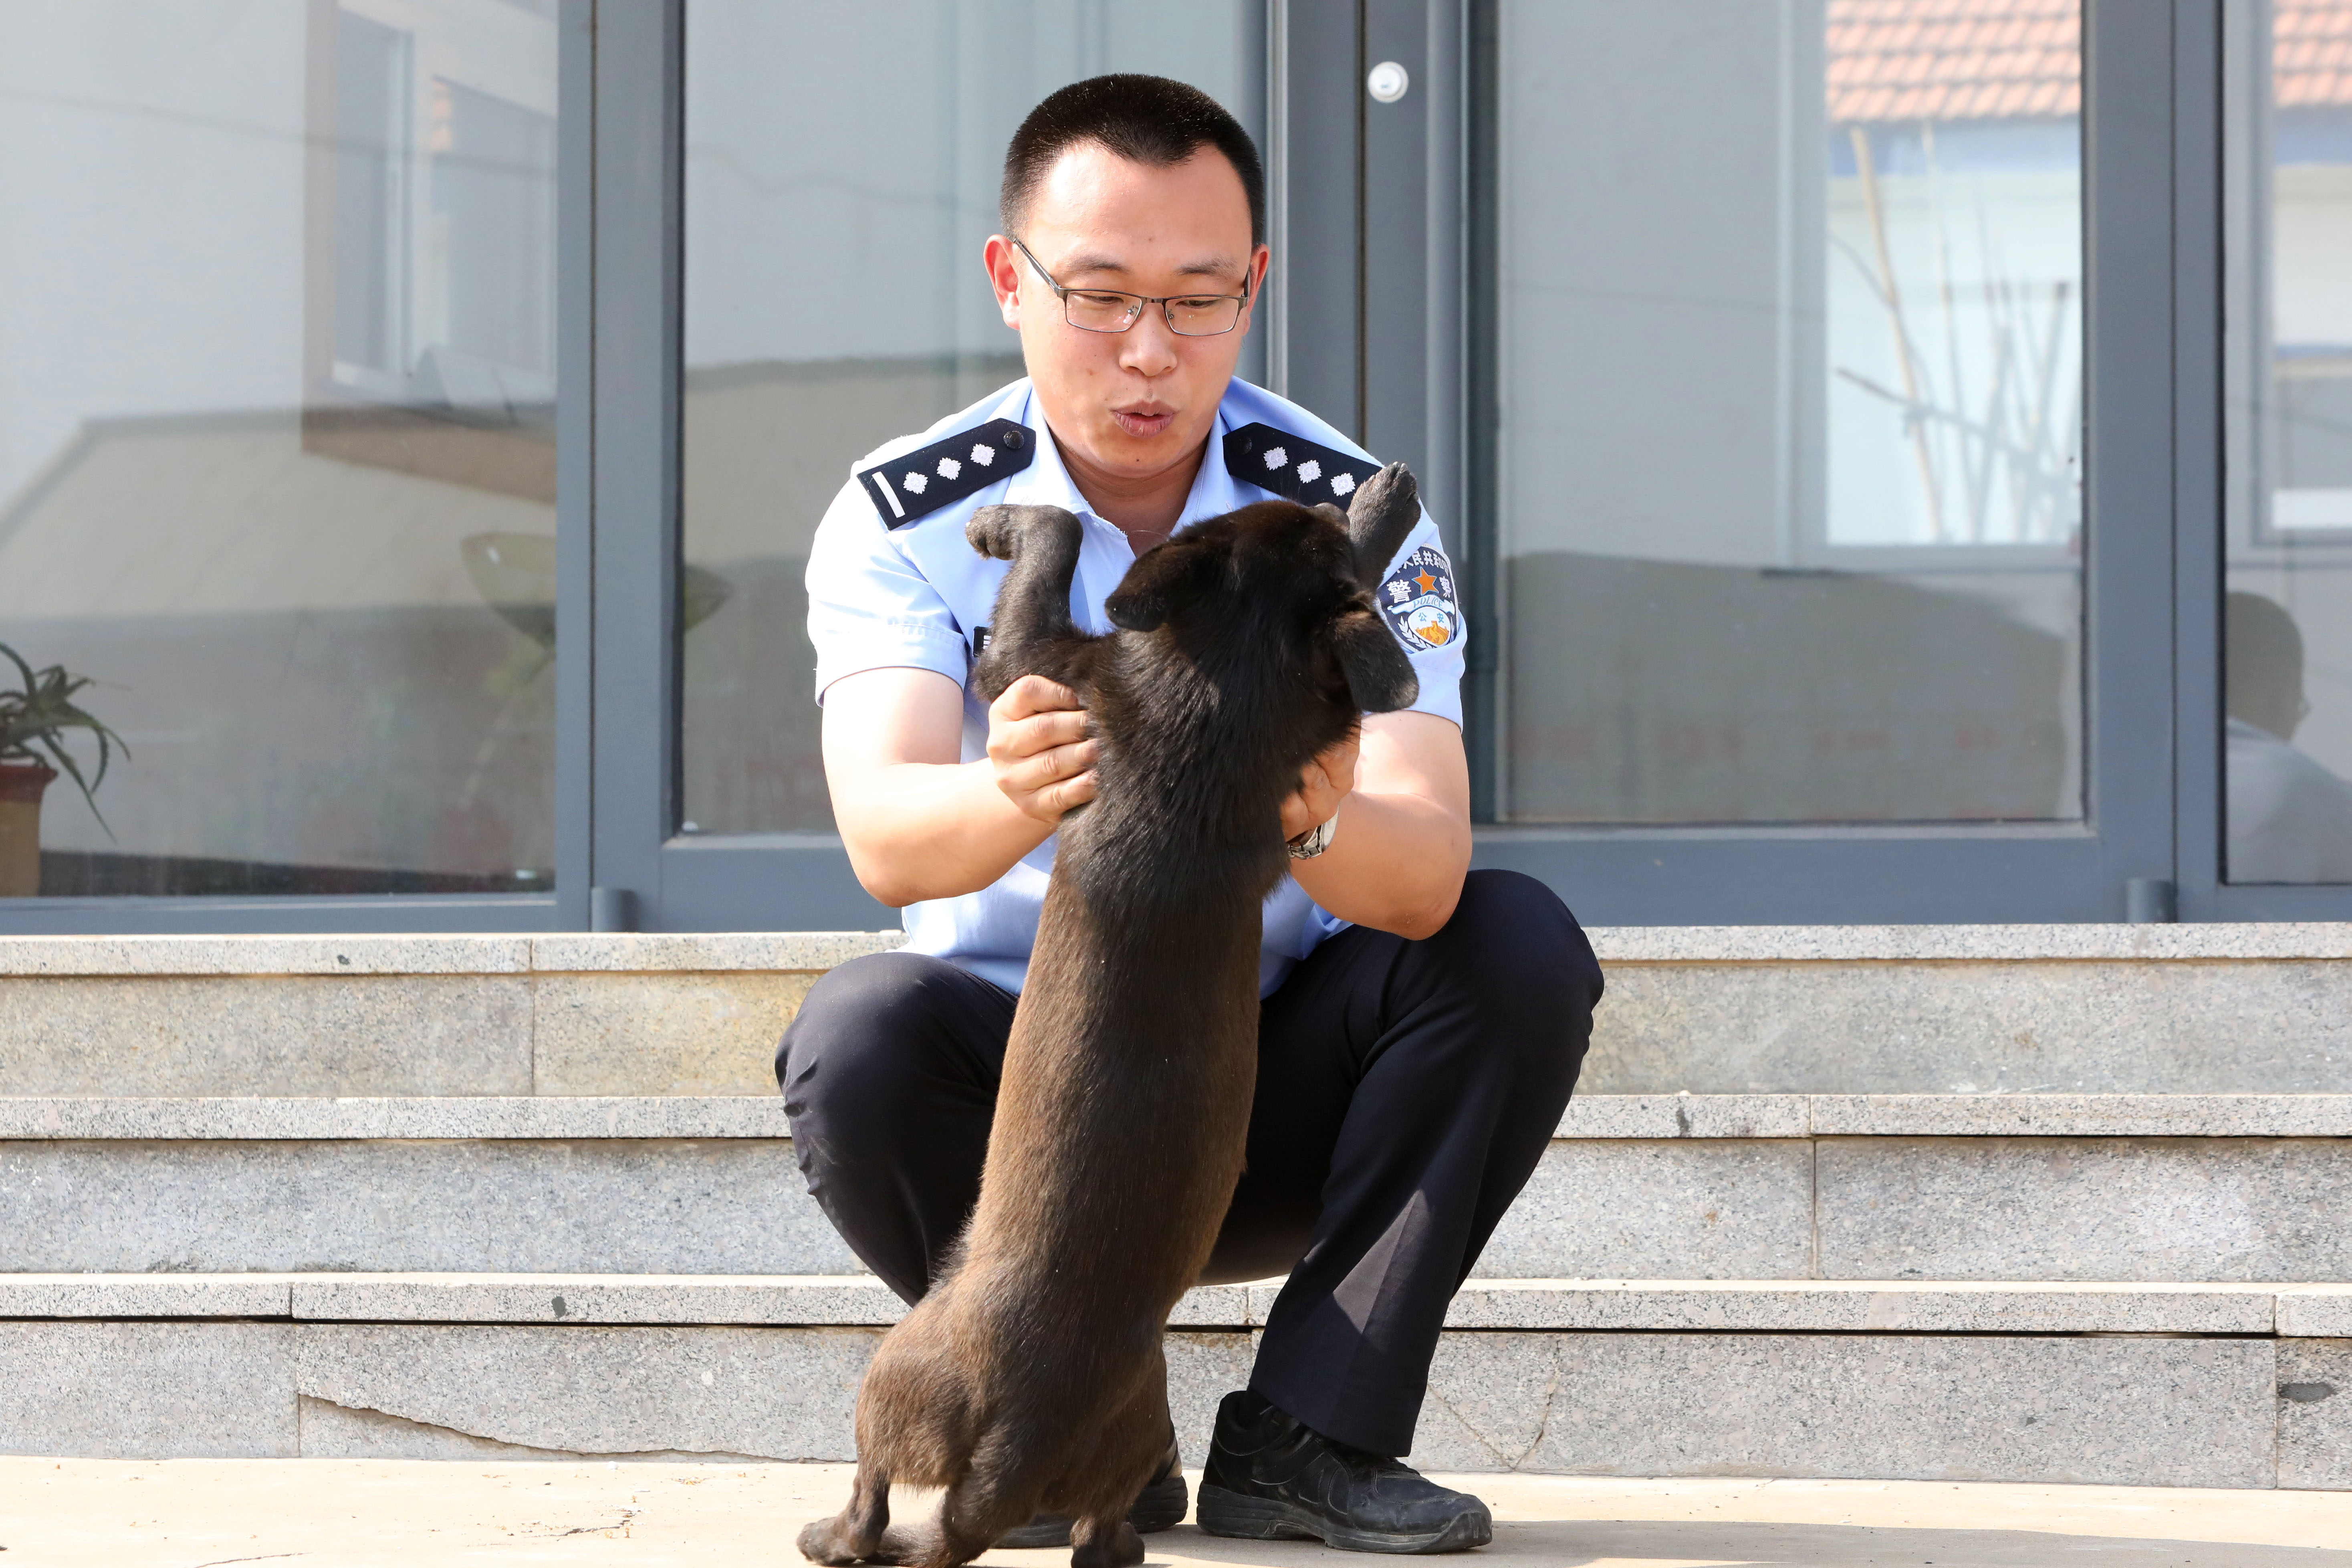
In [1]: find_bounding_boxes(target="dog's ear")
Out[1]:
[1343,462,1422,590]
[1104,538,1220,632]
[1329,609,1420,714]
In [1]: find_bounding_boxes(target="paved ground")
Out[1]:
[4,1460,2352,1566]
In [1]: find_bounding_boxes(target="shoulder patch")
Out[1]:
[1224,422,1381,509]
[856,419,1035,529]
[1376,544,1460,653]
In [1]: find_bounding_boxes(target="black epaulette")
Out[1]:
[1224,422,1381,509]
[856,419,1035,529]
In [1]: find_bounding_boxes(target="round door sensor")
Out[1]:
[1366,60,1410,103]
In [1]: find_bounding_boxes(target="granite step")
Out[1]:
[6,1094,2352,1282]
[12,1090,2352,1139]
[2,1274,2345,1489]
[2,925,2349,1098]
[6,1271,2349,1335]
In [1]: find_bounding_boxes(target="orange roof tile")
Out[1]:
[2277,0,2352,109]
[1828,0,2079,123]
[1828,0,2352,123]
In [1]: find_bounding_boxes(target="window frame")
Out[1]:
[7,0,2348,934]
[0,0,591,936]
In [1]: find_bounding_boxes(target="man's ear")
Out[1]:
[1104,539,1218,632]
[1344,462,1422,589]
[1330,609,1420,714]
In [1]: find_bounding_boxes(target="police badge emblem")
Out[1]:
[1376,545,1459,652]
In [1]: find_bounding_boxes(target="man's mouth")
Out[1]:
[1111,405,1176,439]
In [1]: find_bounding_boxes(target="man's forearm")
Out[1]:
[851,771,1467,924]
[1288,787,1471,940]
[823,667,1094,907]
[836,759,1055,907]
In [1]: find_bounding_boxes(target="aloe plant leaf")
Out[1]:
[0,642,36,694]
[31,733,111,839]
[0,639,127,839]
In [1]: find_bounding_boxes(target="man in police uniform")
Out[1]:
[781,75,1602,1555]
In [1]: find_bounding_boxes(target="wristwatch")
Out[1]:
[1286,813,1338,860]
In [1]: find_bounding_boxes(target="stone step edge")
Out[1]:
[6,1274,2349,1337]
[7,1093,2352,1141]
[5,923,2351,977]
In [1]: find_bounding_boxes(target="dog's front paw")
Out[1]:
[967,503,1082,563]
[1345,460,1419,523]
[967,505,1023,562]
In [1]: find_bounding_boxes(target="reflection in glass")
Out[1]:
[2224,0,2352,883]
[0,0,560,894]
[1493,0,2083,824]
[680,0,1261,835]
[2227,593,2352,880]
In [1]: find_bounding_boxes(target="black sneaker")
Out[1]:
[1196,1390,1492,1554]
[991,1445,1188,1549]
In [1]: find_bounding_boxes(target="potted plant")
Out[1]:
[0,642,127,898]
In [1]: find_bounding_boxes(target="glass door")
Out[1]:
[1450,0,2179,922]
[622,0,1270,930]
[2195,0,2352,918]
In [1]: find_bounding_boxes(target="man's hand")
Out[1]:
[989,674,1098,825]
[1280,732,1360,842]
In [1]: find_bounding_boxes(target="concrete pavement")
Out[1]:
[4,1459,2352,1565]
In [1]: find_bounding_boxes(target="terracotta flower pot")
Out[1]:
[0,761,56,898]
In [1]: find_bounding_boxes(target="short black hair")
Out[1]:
[1001,74,1265,247]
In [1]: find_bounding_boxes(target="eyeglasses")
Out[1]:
[1011,236,1251,337]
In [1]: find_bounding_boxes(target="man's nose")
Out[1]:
[1117,309,1181,377]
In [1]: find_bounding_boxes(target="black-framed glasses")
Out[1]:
[1011,236,1251,337]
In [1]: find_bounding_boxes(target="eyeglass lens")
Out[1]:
[1061,290,1244,336]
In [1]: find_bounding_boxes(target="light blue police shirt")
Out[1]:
[805,375,1465,998]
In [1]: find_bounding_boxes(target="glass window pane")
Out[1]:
[2223,0,2352,884]
[0,0,563,897]
[680,0,1261,835]
[1493,0,2084,825]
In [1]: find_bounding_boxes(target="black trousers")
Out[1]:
[775,868,1602,1458]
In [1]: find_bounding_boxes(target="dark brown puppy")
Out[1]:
[796,463,1425,1568]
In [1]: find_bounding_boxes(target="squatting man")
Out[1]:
[779,74,1605,1555]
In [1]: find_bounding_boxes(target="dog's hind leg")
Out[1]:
[964,503,1087,701]
[1069,1361,1171,1568]
[869,1489,1000,1568]
[796,1464,890,1565]
[873,1424,1045,1568]
[1069,1514,1145,1568]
